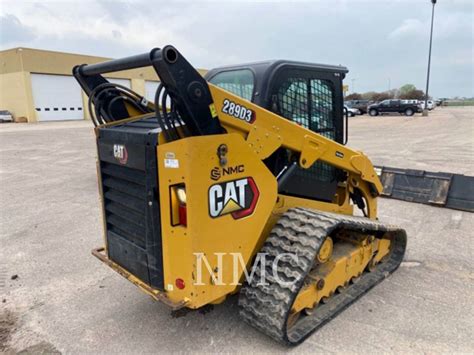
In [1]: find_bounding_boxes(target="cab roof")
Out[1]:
[205,60,348,106]
[205,60,348,81]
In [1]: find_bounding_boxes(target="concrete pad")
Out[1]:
[347,106,474,175]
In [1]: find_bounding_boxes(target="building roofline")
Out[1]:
[0,46,113,60]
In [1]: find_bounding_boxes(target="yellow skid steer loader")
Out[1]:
[73,45,406,345]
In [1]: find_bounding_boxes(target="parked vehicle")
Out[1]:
[345,100,370,114]
[0,110,13,122]
[368,99,421,117]
[420,100,435,110]
[344,105,360,117]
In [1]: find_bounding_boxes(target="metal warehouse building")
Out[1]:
[0,47,207,123]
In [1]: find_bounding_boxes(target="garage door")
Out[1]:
[145,81,160,102]
[31,74,84,121]
[107,78,131,89]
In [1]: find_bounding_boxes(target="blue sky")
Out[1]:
[0,0,472,98]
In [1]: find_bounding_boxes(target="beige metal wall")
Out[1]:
[0,47,207,123]
[0,72,34,121]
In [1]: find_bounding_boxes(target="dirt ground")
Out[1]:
[1,107,473,353]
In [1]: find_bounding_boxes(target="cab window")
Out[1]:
[277,78,308,127]
[208,69,254,101]
[310,78,335,140]
[274,74,337,188]
[276,77,335,140]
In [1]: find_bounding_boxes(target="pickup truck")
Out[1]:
[368,99,421,117]
[345,99,371,114]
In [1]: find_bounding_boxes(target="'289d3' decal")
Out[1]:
[222,99,256,123]
[209,177,259,219]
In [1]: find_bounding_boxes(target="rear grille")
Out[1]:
[97,117,166,290]
[102,162,147,249]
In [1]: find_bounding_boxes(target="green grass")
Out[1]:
[445,100,474,106]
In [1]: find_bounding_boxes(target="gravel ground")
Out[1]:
[0,107,473,353]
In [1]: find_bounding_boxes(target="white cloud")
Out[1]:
[0,0,472,97]
[389,9,473,41]
[389,19,424,39]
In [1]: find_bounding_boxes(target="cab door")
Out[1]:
[266,67,344,202]
[389,100,400,113]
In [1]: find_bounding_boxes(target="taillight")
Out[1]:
[178,204,187,226]
[170,185,187,226]
[176,187,187,204]
[175,278,185,289]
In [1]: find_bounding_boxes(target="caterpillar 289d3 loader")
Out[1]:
[73,45,406,345]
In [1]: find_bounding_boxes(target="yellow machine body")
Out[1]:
[81,46,406,344]
[93,84,383,309]
[157,133,277,307]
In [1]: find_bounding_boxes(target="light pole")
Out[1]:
[351,78,356,94]
[423,0,437,116]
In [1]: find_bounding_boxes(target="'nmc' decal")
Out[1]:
[208,177,259,219]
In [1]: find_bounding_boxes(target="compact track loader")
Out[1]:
[73,45,406,345]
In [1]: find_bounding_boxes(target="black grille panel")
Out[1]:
[101,163,146,185]
[106,202,145,228]
[102,162,147,249]
[97,117,165,290]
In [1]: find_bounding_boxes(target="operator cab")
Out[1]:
[205,61,348,203]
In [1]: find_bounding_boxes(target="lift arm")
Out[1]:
[207,84,383,195]
[74,45,383,196]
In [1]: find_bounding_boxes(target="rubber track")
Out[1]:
[238,208,407,345]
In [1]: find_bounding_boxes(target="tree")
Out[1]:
[372,92,393,102]
[399,89,425,100]
[399,84,417,96]
[345,93,362,100]
[387,89,400,99]
[361,91,378,100]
